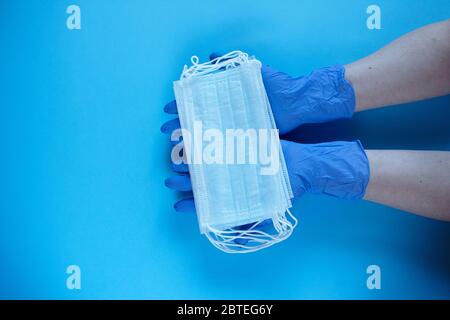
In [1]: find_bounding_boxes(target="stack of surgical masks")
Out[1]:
[173,51,297,253]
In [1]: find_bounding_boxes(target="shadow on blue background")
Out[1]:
[0,0,449,299]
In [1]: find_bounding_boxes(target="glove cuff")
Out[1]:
[299,64,356,125]
[332,64,356,119]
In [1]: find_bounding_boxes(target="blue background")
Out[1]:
[0,0,449,299]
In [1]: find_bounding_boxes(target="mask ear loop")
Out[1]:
[205,210,297,253]
[204,209,298,254]
[180,51,249,80]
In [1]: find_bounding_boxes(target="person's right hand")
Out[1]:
[209,52,356,135]
[163,54,357,136]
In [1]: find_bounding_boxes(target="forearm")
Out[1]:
[364,150,450,221]
[345,19,450,112]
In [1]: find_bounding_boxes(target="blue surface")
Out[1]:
[1,0,449,299]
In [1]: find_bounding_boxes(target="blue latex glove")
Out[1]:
[280,140,370,200]
[261,64,355,135]
[210,52,356,135]
[163,139,370,212]
[162,54,356,136]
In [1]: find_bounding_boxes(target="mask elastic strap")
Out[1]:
[180,51,251,80]
[204,209,298,254]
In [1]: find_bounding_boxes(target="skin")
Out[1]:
[346,19,450,112]
[364,150,450,221]
[345,19,450,221]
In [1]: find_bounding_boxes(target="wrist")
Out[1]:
[300,64,356,124]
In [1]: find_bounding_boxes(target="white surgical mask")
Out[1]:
[173,51,297,253]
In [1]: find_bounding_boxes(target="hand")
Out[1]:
[162,54,356,136]
[210,52,356,134]
[163,137,370,213]
[260,64,356,134]
[280,140,369,200]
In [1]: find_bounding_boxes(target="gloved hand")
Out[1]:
[163,138,370,212]
[161,54,365,243]
[280,140,370,200]
[162,53,356,136]
[260,64,355,135]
